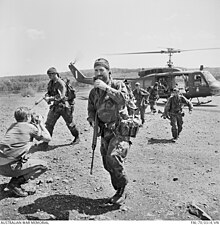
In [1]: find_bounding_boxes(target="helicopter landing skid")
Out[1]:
[191,98,212,106]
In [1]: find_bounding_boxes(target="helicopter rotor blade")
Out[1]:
[180,47,220,52]
[107,47,220,56]
[107,50,169,55]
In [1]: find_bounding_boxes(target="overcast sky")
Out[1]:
[0,0,220,77]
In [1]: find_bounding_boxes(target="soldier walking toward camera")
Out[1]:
[148,82,160,113]
[0,107,51,197]
[163,88,193,142]
[87,58,140,205]
[133,82,149,125]
[41,67,79,148]
[124,79,137,115]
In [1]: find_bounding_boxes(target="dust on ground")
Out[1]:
[0,90,219,221]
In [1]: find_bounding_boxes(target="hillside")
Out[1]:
[0,67,219,95]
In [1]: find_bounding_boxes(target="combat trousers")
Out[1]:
[45,104,79,138]
[149,100,157,113]
[170,114,183,139]
[135,106,147,124]
[100,131,130,190]
[0,156,47,181]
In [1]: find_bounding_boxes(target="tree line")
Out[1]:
[0,67,219,95]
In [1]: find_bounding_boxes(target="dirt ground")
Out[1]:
[0,89,219,221]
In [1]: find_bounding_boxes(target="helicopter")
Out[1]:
[68,48,220,105]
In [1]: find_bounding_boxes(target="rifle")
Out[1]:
[90,113,98,175]
[30,96,45,110]
[35,96,45,105]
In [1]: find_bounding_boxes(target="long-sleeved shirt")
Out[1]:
[87,79,129,124]
[46,78,67,104]
[164,94,193,115]
[0,122,42,165]
[133,88,149,107]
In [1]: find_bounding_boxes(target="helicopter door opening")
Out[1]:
[157,77,169,96]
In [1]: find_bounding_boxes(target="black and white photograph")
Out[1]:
[0,0,220,223]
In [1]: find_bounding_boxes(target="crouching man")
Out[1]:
[0,107,51,197]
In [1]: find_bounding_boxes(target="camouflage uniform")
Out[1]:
[87,79,131,190]
[164,94,193,139]
[133,88,149,124]
[149,85,159,113]
[45,78,79,139]
[124,82,136,115]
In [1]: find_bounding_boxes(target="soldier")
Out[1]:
[133,82,149,125]
[149,82,159,113]
[163,88,193,142]
[124,79,137,115]
[0,107,51,197]
[87,58,140,205]
[41,67,80,148]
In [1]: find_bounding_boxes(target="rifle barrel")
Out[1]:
[90,113,98,175]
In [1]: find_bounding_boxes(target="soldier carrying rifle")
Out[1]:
[38,67,80,148]
[163,87,193,142]
[87,58,141,206]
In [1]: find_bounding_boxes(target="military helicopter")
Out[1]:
[68,48,220,105]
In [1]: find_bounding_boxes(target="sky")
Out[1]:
[0,0,220,77]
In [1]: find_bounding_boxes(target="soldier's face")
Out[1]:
[48,73,57,81]
[94,66,110,84]
[135,84,140,90]
[173,90,179,96]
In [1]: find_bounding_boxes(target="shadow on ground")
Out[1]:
[30,143,71,153]
[18,194,120,220]
[148,138,174,144]
[0,183,18,200]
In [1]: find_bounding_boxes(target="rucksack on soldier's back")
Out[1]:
[65,78,76,104]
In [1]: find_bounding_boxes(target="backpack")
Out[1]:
[65,79,76,104]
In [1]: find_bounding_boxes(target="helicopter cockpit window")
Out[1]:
[202,71,216,84]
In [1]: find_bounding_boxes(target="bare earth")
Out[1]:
[0,89,219,221]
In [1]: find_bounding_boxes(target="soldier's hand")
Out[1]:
[89,121,95,128]
[189,110,192,114]
[44,96,50,103]
[94,79,108,91]
[37,114,44,123]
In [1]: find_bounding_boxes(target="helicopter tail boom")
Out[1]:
[69,62,94,85]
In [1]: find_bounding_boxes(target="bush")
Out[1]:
[21,87,36,97]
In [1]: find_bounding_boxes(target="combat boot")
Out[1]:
[109,186,127,205]
[7,176,28,197]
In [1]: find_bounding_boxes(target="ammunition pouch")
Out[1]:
[117,117,141,138]
[99,121,117,138]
